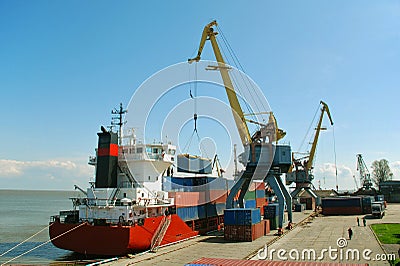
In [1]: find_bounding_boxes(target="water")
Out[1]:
[0,190,101,265]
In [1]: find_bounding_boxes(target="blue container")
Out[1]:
[263,204,279,219]
[206,203,218,217]
[177,206,199,221]
[198,204,207,219]
[244,200,256,208]
[235,208,261,225]
[256,190,265,199]
[224,209,236,225]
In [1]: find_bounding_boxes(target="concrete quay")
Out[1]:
[106,204,399,265]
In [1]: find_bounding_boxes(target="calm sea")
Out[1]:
[0,190,106,265]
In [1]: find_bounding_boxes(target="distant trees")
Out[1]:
[371,159,393,187]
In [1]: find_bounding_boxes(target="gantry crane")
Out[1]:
[189,20,293,228]
[286,101,334,199]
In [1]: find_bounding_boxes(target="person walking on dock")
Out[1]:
[348,227,353,240]
[363,217,366,227]
[357,217,360,226]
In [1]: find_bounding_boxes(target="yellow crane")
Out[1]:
[188,20,285,146]
[189,21,293,229]
[287,100,334,198]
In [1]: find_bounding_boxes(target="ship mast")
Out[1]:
[111,103,127,145]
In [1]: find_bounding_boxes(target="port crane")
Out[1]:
[286,101,333,199]
[189,20,293,228]
[356,154,372,189]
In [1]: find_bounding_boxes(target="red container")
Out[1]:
[256,198,266,208]
[224,222,264,241]
[322,206,363,215]
[168,192,206,207]
[263,219,270,235]
[248,181,265,191]
[206,190,228,203]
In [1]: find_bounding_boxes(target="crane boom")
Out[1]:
[307,100,334,170]
[189,20,251,145]
[356,154,372,189]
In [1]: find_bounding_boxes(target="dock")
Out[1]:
[102,205,398,265]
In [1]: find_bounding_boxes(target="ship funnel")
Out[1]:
[95,129,119,188]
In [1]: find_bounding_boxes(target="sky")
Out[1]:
[0,1,399,190]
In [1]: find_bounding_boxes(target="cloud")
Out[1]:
[0,159,93,190]
[390,161,400,180]
[313,163,355,191]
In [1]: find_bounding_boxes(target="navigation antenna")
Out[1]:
[111,103,127,145]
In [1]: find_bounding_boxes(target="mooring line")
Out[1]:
[1,222,86,266]
[0,223,53,257]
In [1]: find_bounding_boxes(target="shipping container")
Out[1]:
[205,203,217,217]
[223,208,261,225]
[263,219,270,235]
[248,181,265,191]
[177,154,212,174]
[224,209,236,225]
[321,197,362,208]
[256,189,265,198]
[268,216,279,230]
[176,206,199,221]
[244,190,256,200]
[224,222,264,241]
[198,204,206,219]
[322,206,363,215]
[263,203,279,219]
[169,191,206,206]
[205,190,228,203]
[244,200,256,208]
[256,198,265,208]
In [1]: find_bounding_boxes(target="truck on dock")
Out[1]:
[371,202,385,218]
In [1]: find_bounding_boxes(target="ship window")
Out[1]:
[146,147,152,154]
[169,149,176,155]
[142,193,144,197]
[136,147,143,153]
[152,148,159,154]
[148,176,151,181]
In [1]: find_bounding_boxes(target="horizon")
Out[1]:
[1,1,399,190]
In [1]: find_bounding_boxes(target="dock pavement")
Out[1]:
[106,204,399,265]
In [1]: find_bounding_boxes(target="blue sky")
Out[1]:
[0,1,399,190]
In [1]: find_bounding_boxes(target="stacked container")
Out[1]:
[263,203,279,230]
[224,208,263,241]
[243,182,267,214]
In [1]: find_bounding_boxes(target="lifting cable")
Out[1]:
[1,223,86,266]
[298,104,320,153]
[215,28,256,123]
[333,126,338,191]
[217,25,267,124]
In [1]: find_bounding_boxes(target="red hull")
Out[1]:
[49,214,198,256]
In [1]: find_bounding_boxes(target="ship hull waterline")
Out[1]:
[49,214,198,256]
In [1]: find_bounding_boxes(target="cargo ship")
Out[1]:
[48,106,268,256]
